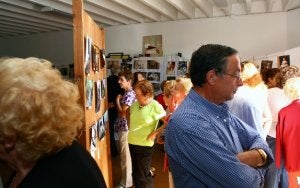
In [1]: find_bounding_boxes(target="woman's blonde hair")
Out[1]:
[241,61,264,87]
[284,77,300,100]
[0,57,83,162]
[163,80,176,98]
[175,77,193,95]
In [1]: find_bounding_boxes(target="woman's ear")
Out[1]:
[3,137,15,153]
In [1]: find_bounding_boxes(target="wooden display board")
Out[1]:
[73,0,112,187]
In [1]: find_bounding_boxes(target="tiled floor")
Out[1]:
[112,144,169,188]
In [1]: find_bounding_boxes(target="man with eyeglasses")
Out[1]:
[165,44,273,187]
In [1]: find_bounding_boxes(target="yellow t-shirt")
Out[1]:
[128,100,166,147]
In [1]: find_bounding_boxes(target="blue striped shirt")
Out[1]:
[165,89,273,188]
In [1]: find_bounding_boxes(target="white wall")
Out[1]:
[105,12,288,60]
[287,8,300,50]
[0,30,73,66]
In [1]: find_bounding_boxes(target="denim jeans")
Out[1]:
[264,136,288,188]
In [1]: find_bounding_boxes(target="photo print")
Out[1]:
[103,110,108,129]
[121,62,132,71]
[90,123,97,158]
[107,59,121,76]
[85,79,93,109]
[166,61,176,75]
[95,80,101,113]
[178,61,188,76]
[147,60,160,69]
[91,44,100,72]
[100,49,106,68]
[97,118,106,140]
[260,60,273,73]
[84,36,92,74]
[147,72,160,82]
[133,59,146,69]
[101,79,106,98]
[143,35,163,57]
[278,55,290,68]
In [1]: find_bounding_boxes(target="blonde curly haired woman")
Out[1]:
[0,57,106,188]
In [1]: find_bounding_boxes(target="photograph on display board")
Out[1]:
[85,79,93,109]
[95,80,101,113]
[121,62,132,71]
[103,110,108,129]
[133,59,146,69]
[147,72,160,82]
[139,72,147,79]
[278,55,290,68]
[90,123,97,158]
[100,49,106,68]
[178,61,188,76]
[147,60,160,69]
[143,35,163,57]
[166,61,176,75]
[260,60,273,73]
[84,37,92,74]
[101,79,106,98]
[97,118,106,141]
[91,44,100,72]
[107,59,121,76]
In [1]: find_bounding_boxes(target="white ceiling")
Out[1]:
[0,0,299,38]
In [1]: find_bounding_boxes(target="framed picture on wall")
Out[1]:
[166,61,176,75]
[147,72,160,82]
[178,60,188,76]
[260,60,273,73]
[133,59,146,69]
[278,55,290,68]
[147,60,160,69]
[143,35,163,57]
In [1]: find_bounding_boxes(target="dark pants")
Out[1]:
[129,144,154,188]
[264,135,288,188]
[108,108,119,156]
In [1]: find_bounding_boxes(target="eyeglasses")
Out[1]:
[223,73,242,81]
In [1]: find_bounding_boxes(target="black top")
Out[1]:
[7,141,107,188]
[107,74,123,104]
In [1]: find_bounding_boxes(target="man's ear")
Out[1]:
[206,69,217,85]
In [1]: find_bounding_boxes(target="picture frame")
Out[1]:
[92,44,100,72]
[147,72,160,82]
[147,60,160,69]
[260,60,273,73]
[133,59,146,69]
[278,55,290,68]
[143,35,163,57]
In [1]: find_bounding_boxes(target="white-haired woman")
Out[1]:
[276,77,300,188]
[0,57,106,188]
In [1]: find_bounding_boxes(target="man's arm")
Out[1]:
[237,149,267,168]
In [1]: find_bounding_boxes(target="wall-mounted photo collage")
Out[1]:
[107,55,189,95]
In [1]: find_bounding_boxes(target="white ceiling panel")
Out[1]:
[0,0,299,38]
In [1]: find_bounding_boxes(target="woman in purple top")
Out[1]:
[115,70,136,188]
